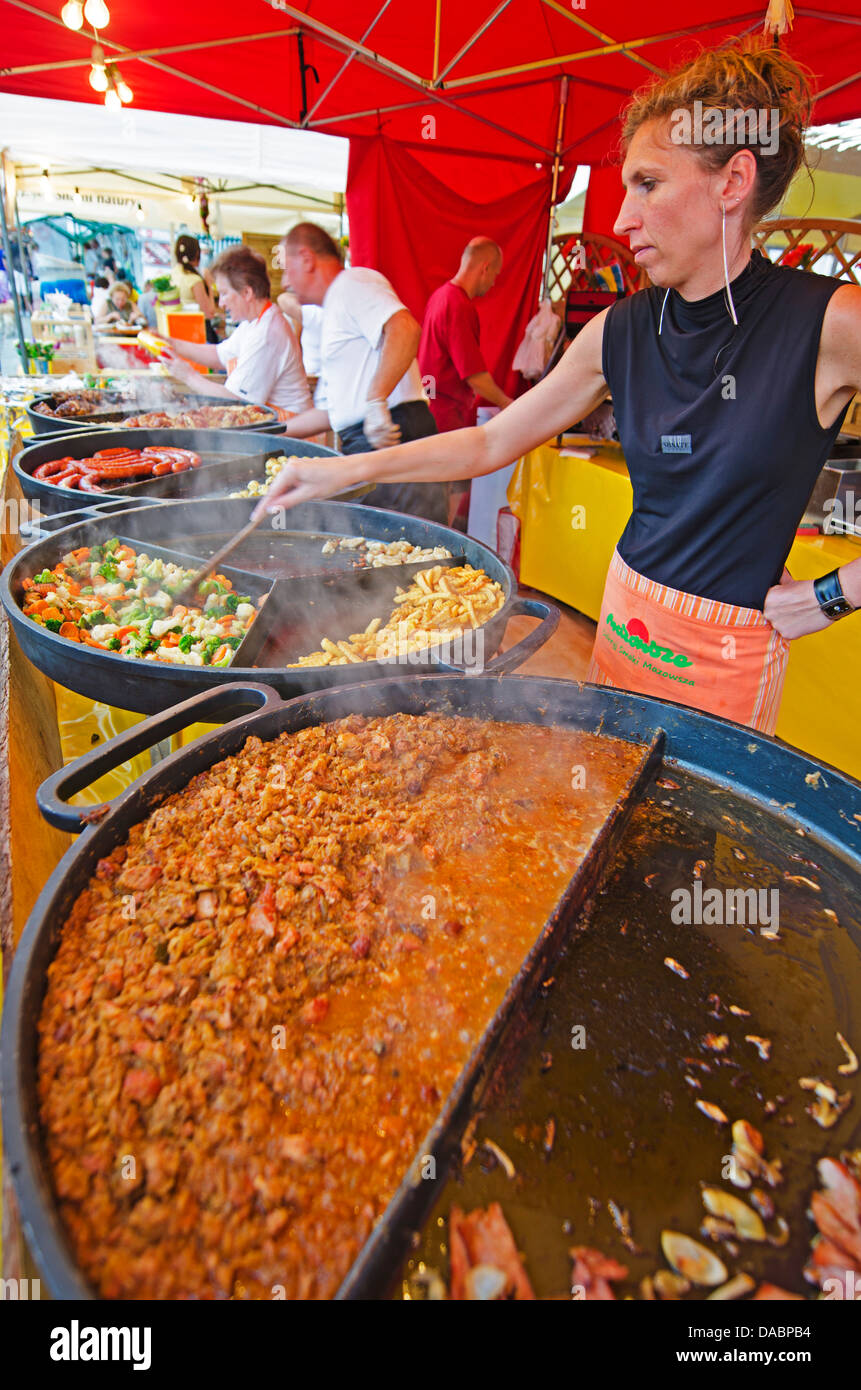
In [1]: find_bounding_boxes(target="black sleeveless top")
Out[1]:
[602,250,850,609]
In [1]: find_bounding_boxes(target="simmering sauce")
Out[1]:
[38,714,645,1299]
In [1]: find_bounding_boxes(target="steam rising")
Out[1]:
[95,347,204,416]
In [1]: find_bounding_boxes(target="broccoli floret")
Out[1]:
[97,561,118,581]
[81,609,108,630]
[121,599,148,619]
[34,569,55,584]
[44,617,63,633]
[178,633,194,653]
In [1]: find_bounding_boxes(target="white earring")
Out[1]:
[721,203,739,327]
[658,287,670,336]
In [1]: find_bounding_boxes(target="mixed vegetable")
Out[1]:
[21,539,262,666]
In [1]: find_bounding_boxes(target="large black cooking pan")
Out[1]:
[1,499,558,712]
[3,674,860,1300]
[13,429,336,514]
[25,391,281,436]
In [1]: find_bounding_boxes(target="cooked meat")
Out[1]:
[120,405,270,429]
[449,1203,535,1300]
[570,1246,629,1300]
[38,713,643,1300]
[805,1157,861,1288]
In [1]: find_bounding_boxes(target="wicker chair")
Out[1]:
[548,230,646,300]
[549,217,861,304]
[752,218,861,284]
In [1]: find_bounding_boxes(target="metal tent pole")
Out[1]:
[0,158,29,373]
[12,193,33,313]
[542,75,569,301]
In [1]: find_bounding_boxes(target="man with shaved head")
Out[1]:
[418,237,513,435]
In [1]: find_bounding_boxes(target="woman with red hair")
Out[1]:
[259,43,861,732]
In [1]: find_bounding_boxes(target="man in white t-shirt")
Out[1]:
[277,223,445,523]
[159,245,311,417]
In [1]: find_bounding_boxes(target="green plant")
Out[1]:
[152,275,176,294]
[25,341,57,361]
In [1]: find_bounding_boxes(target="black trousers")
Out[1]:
[338,399,448,525]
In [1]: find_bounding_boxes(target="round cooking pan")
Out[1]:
[3,675,860,1300]
[0,499,558,712]
[13,428,328,514]
[25,392,281,436]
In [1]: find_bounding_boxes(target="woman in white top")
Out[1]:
[159,245,312,419]
[173,235,219,340]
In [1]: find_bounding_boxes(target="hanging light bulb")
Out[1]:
[136,203,145,223]
[104,86,121,111]
[89,46,108,93]
[41,168,53,197]
[83,0,110,28]
[61,1,84,30]
[117,76,133,104]
[184,194,196,210]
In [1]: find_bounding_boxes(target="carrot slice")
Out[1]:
[59,622,81,641]
[41,606,63,622]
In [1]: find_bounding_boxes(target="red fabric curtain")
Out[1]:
[582,163,623,238]
[347,135,576,399]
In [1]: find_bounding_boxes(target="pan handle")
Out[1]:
[434,596,561,677]
[18,499,141,542]
[37,682,284,833]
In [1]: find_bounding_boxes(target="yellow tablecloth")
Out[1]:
[54,687,220,808]
[508,443,861,780]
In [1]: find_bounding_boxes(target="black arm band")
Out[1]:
[813,568,855,620]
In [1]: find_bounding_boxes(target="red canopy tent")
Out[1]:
[3,0,860,389]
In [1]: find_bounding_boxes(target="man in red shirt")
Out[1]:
[419,237,513,433]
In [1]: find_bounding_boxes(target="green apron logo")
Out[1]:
[606,613,693,668]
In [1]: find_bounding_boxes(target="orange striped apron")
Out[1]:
[587,550,790,733]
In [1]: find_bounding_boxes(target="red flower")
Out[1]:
[781,243,814,270]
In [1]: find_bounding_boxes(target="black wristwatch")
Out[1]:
[813,568,856,620]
